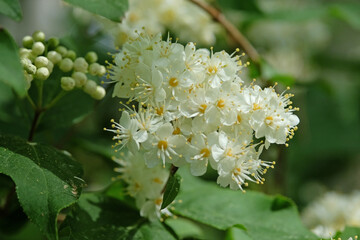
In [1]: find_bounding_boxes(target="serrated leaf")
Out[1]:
[0,0,22,21]
[63,0,128,22]
[172,172,318,240]
[161,174,181,209]
[0,29,26,97]
[59,193,176,240]
[0,135,84,240]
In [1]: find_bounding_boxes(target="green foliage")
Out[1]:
[59,193,176,240]
[63,0,129,22]
[334,226,360,239]
[0,29,26,97]
[216,0,262,14]
[0,0,22,21]
[161,173,181,209]
[0,135,84,240]
[172,172,318,240]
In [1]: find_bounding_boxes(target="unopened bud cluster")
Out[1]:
[105,32,300,220]
[20,31,106,100]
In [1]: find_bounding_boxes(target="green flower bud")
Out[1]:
[47,37,59,49]
[74,57,88,73]
[65,50,77,60]
[24,70,33,90]
[59,58,73,72]
[85,51,98,63]
[72,71,87,87]
[83,80,97,95]
[47,61,54,73]
[35,67,50,80]
[19,48,31,58]
[61,77,75,91]
[34,56,49,68]
[22,36,34,49]
[56,46,68,57]
[32,31,46,42]
[47,51,62,64]
[32,42,45,56]
[91,86,106,100]
[21,58,37,75]
[88,62,100,76]
[98,65,106,76]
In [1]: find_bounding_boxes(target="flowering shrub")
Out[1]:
[0,0,359,239]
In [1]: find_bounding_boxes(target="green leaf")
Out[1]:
[226,226,252,240]
[63,0,129,22]
[329,4,360,30]
[59,193,176,240]
[39,90,94,130]
[0,29,26,97]
[172,172,318,240]
[0,135,84,240]
[334,226,360,239]
[260,59,295,86]
[0,0,22,21]
[161,174,181,209]
[165,217,205,239]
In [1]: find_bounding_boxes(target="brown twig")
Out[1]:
[189,0,260,64]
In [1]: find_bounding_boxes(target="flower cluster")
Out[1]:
[302,191,360,239]
[20,31,106,100]
[105,31,300,193]
[113,152,171,221]
[102,0,219,46]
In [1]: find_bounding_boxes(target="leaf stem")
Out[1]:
[189,0,261,64]
[28,109,43,141]
[45,90,67,109]
[26,94,36,110]
[37,80,44,108]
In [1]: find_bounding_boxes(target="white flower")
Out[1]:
[106,111,148,153]
[185,132,217,176]
[114,152,169,222]
[143,123,186,167]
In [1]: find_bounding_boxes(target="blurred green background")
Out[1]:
[0,0,359,239]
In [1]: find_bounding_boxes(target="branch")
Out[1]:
[189,0,260,64]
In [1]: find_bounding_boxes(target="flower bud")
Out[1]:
[19,48,31,58]
[21,58,37,75]
[32,42,45,56]
[34,56,49,68]
[91,86,106,100]
[65,50,77,60]
[47,37,59,49]
[85,51,98,63]
[47,60,54,73]
[35,67,50,80]
[61,77,75,91]
[32,31,45,42]
[88,63,100,75]
[59,58,73,72]
[83,80,97,95]
[74,57,88,72]
[72,71,87,87]
[47,51,62,64]
[22,36,33,49]
[24,71,33,90]
[98,65,106,76]
[56,46,67,57]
